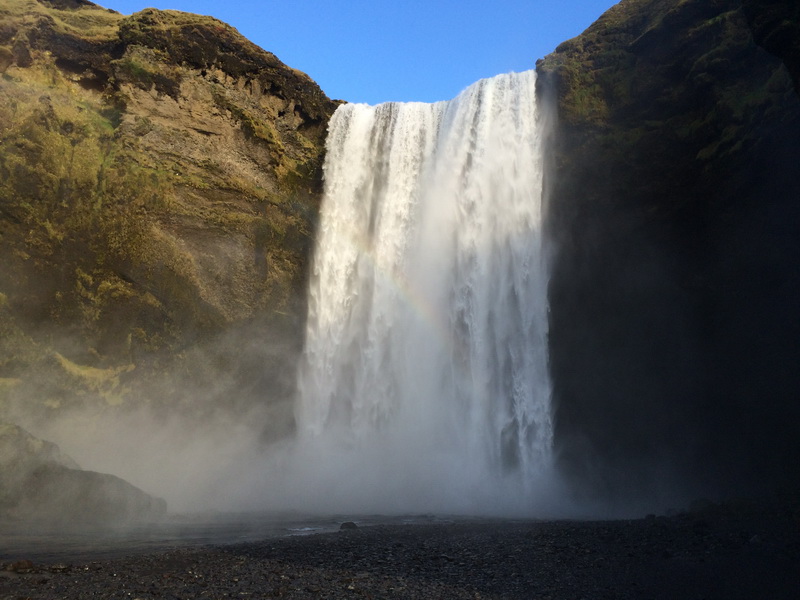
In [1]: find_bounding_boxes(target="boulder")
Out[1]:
[0,421,166,525]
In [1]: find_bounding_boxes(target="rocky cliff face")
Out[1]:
[0,0,337,438]
[4,0,797,516]
[538,0,800,507]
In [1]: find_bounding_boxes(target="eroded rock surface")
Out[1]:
[0,0,337,437]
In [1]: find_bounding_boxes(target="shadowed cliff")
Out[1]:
[538,0,800,509]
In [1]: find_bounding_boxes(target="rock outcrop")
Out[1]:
[538,0,800,506]
[0,1,337,435]
[1,421,166,524]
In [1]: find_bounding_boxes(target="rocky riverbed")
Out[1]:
[1,501,798,599]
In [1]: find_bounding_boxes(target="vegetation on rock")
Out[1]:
[5,0,797,517]
[0,0,337,441]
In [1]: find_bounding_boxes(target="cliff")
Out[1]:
[0,0,337,436]
[3,0,798,515]
[538,0,800,506]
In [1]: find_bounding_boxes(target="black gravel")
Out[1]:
[2,501,798,599]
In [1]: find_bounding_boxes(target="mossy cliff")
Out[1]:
[0,0,337,434]
[538,0,800,505]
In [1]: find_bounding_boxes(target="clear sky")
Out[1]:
[99,1,616,105]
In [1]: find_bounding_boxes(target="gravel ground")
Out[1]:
[1,501,798,599]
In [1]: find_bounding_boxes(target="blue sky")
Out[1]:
[100,1,616,104]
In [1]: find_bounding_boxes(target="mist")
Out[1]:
[2,64,681,526]
[2,69,582,524]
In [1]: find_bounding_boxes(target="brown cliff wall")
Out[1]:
[0,0,337,435]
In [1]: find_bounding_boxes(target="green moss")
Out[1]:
[0,0,334,423]
[54,353,133,407]
[212,90,285,150]
[0,0,122,43]
[0,378,20,393]
[0,46,13,73]
[117,8,267,77]
[0,55,183,355]
[557,61,610,125]
[111,46,183,98]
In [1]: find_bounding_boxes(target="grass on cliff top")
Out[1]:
[1,0,122,42]
[117,8,253,57]
[117,7,288,77]
[121,8,234,35]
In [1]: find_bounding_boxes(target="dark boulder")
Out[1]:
[1,421,166,525]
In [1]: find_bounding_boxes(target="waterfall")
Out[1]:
[295,70,553,514]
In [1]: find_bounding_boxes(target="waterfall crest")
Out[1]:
[296,70,553,514]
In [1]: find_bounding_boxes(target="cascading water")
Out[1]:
[294,70,554,515]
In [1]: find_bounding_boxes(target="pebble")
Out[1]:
[0,502,798,599]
